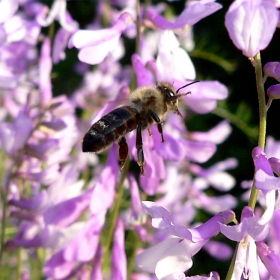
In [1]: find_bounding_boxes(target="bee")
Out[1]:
[82,81,198,175]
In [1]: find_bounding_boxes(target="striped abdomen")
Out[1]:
[82,106,140,153]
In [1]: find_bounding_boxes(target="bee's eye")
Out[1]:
[164,88,175,97]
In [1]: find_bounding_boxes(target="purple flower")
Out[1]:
[225,0,278,57]
[190,121,232,145]
[156,30,196,82]
[252,146,280,224]
[53,27,72,64]
[127,173,146,225]
[190,158,238,192]
[39,37,52,103]
[263,61,280,82]
[44,213,105,279]
[174,80,228,114]
[267,84,280,101]
[136,201,235,279]
[142,201,235,242]
[90,246,103,280]
[220,206,269,242]
[37,0,78,32]
[151,115,217,164]
[132,54,154,87]
[220,206,270,279]
[265,136,280,159]
[204,240,233,261]
[136,236,207,280]
[144,0,222,30]
[256,241,280,279]
[111,219,127,280]
[0,110,33,157]
[69,12,132,65]
[89,146,119,214]
[0,0,19,24]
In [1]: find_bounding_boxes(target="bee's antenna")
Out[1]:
[176,80,199,94]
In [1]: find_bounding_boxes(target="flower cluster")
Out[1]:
[1,0,280,279]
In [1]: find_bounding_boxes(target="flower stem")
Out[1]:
[225,52,267,280]
[102,160,130,272]
[135,0,141,56]
[248,52,267,210]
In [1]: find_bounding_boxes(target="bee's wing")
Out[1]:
[90,86,131,124]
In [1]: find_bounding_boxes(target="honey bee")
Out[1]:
[82,81,197,175]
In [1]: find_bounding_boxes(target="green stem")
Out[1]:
[0,105,53,267]
[225,244,238,280]
[0,165,13,266]
[248,53,266,210]
[102,161,130,271]
[226,52,267,280]
[135,0,141,56]
[17,248,23,280]
[212,106,258,140]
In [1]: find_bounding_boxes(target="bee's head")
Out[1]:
[157,81,198,120]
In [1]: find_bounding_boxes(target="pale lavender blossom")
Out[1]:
[136,201,234,279]
[152,115,217,163]
[144,0,222,30]
[176,80,228,114]
[137,236,207,280]
[53,27,74,64]
[43,150,118,278]
[128,173,146,224]
[189,158,237,192]
[0,0,18,24]
[89,146,119,214]
[185,272,220,280]
[111,219,127,280]
[132,54,154,86]
[265,136,280,159]
[252,146,280,224]
[6,164,92,249]
[141,201,235,242]
[257,241,280,280]
[0,110,33,157]
[156,30,196,82]
[263,61,280,82]
[69,12,133,65]
[39,37,52,102]
[190,121,232,145]
[37,0,78,32]
[7,148,118,278]
[91,246,103,280]
[263,61,280,108]
[259,209,280,279]
[44,213,105,279]
[220,206,270,279]
[267,84,280,102]
[225,0,278,57]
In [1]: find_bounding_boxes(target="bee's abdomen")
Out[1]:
[82,106,140,152]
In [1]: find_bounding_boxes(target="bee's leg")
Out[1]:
[149,110,164,143]
[118,136,128,171]
[136,123,145,176]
